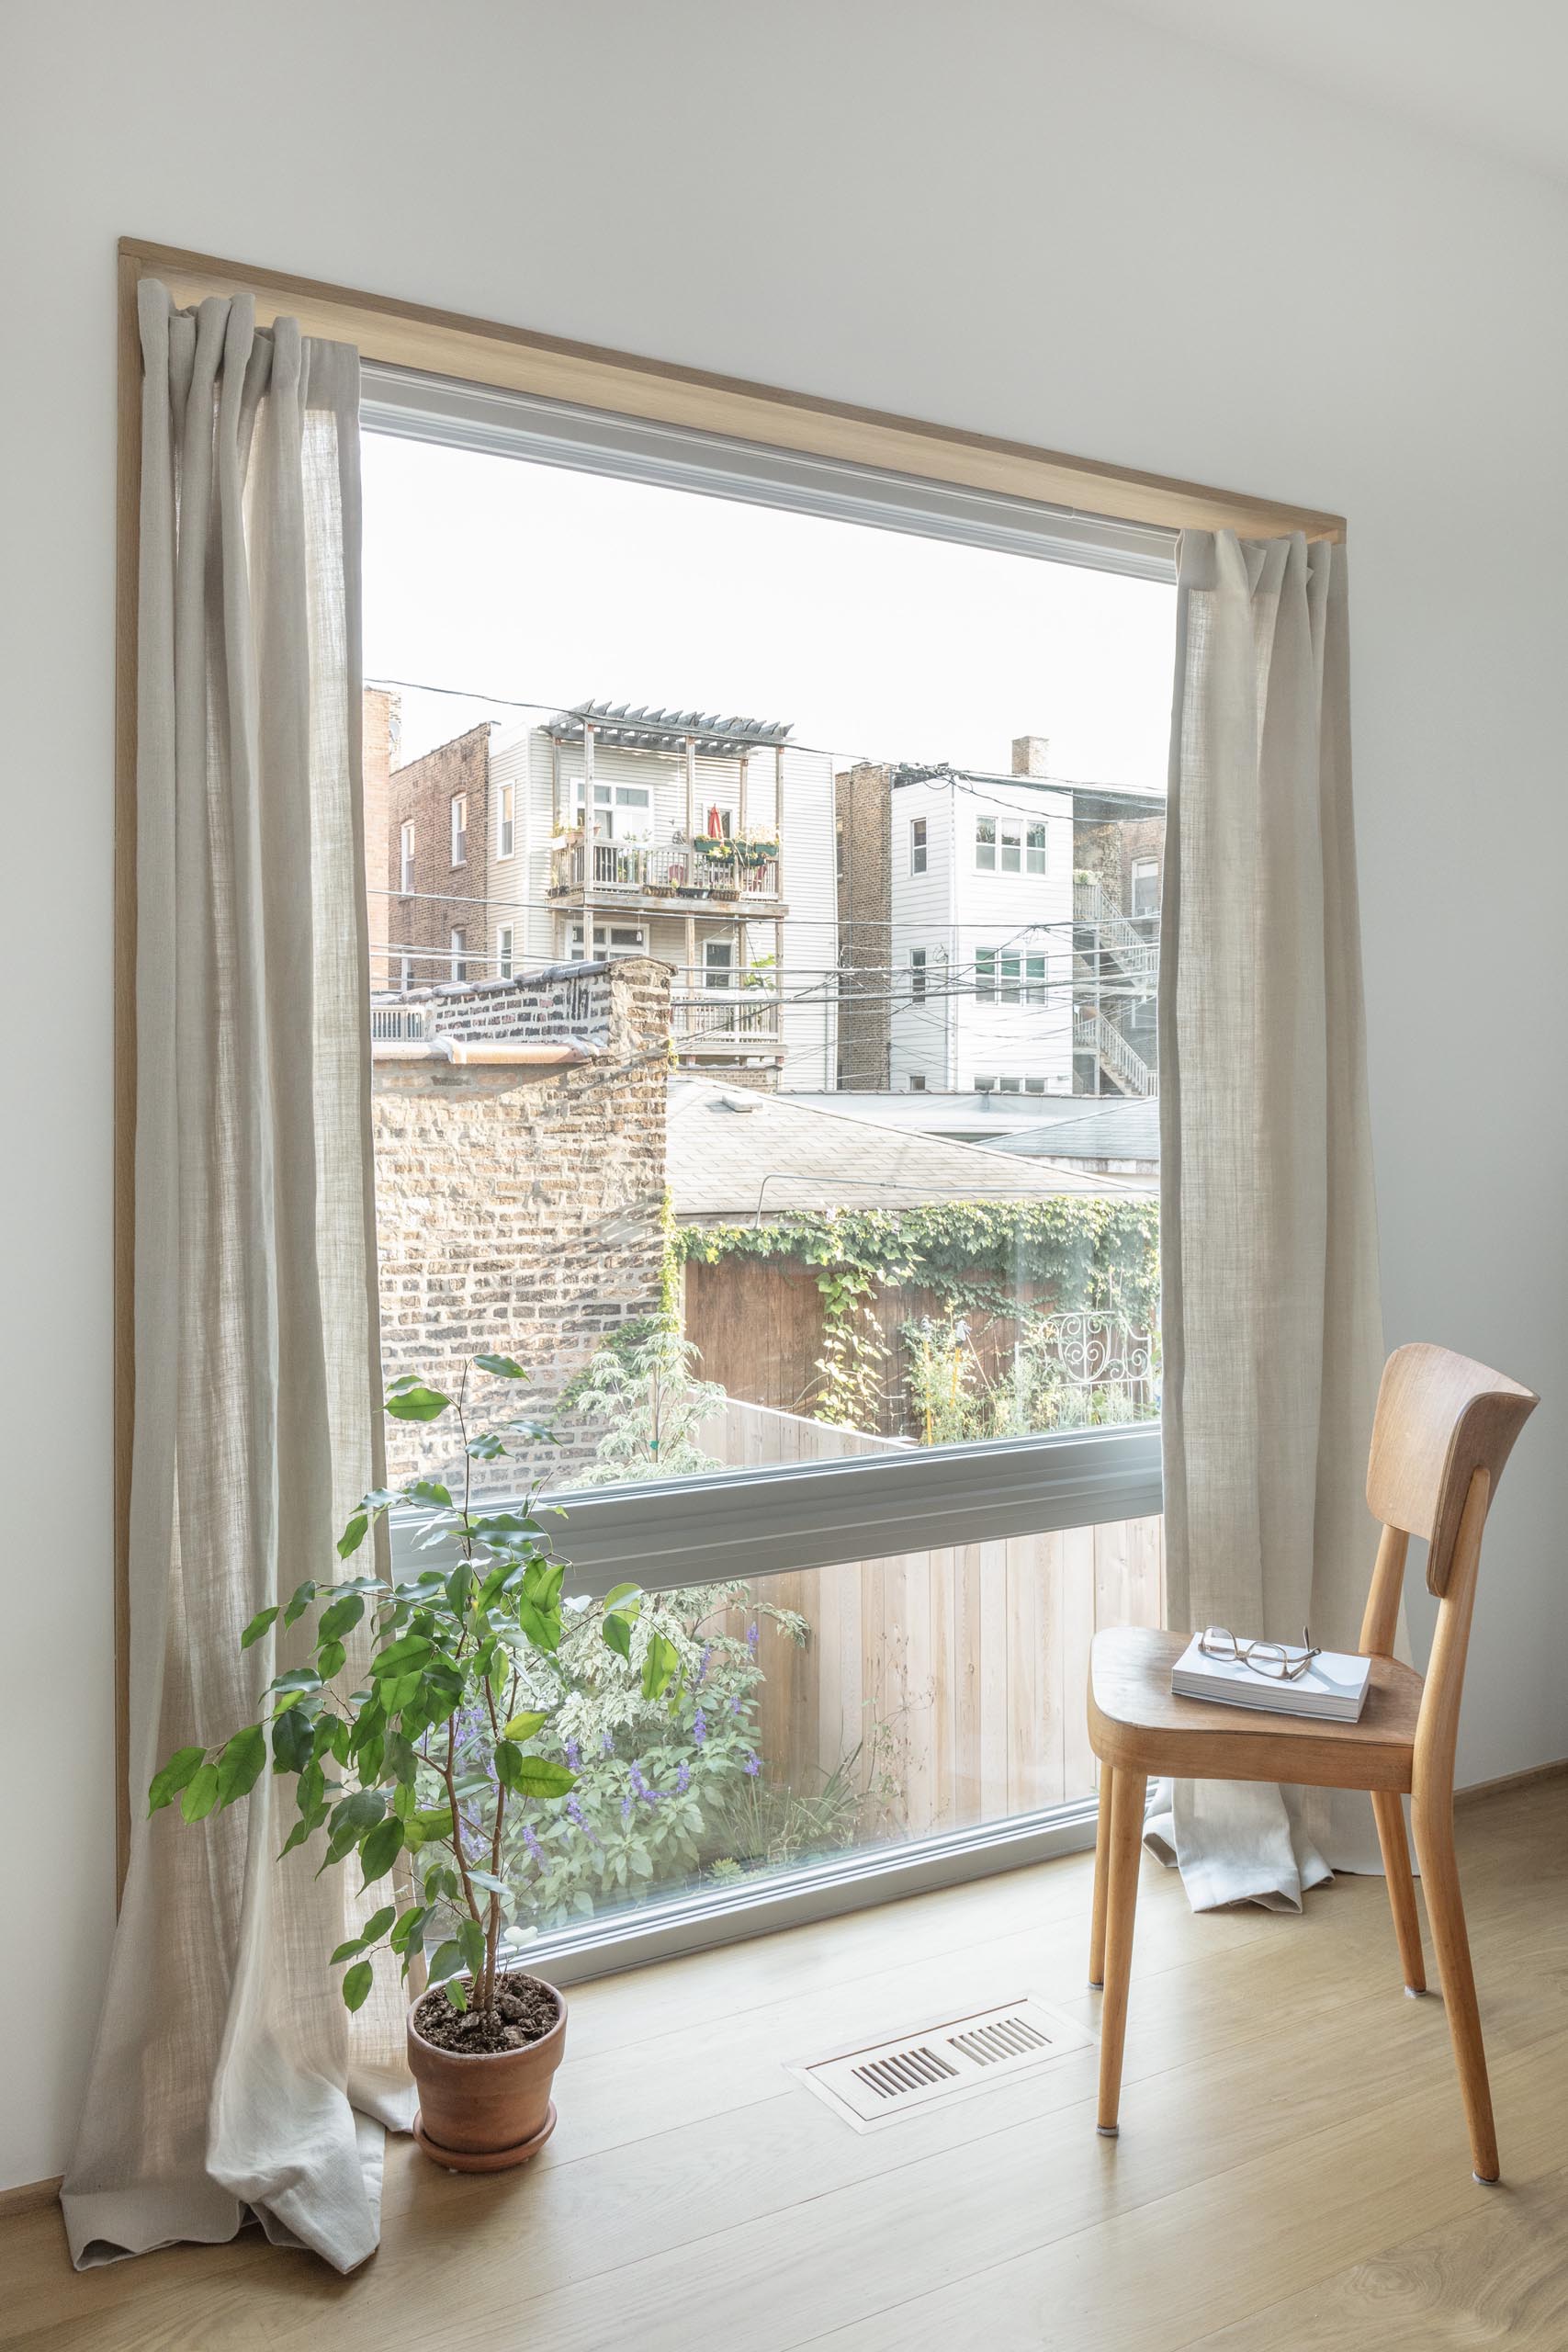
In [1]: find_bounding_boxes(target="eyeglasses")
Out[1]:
[1198,1625,1322,1682]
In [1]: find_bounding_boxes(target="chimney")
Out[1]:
[1011,734,1051,778]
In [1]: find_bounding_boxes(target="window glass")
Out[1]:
[1027,822,1047,875]
[450,793,468,865]
[999,824,1021,875]
[498,782,515,858]
[449,925,467,981]
[497,922,514,980]
[975,816,997,871]
[910,945,928,1002]
[910,818,928,876]
[399,820,415,894]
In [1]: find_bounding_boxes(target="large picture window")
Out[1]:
[359,368,1173,1963]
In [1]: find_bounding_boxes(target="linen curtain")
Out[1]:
[1147,530,1386,1911]
[62,283,412,2275]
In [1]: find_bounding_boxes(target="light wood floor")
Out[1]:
[6,1777,1566,2351]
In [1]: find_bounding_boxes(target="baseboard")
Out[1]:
[0,2176,62,2222]
[1455,1756,1568,1808]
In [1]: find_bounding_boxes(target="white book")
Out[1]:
[1170,1634,1371,1724]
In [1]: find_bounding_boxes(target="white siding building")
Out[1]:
[484,704,837,1091]
[887,765,1076,1099]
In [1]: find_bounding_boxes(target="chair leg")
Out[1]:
[1096,1768,1146,2137]
[1089,1761,1115,1989]
[1371,1790,1427,1994]
[1412,1792,1499,2183]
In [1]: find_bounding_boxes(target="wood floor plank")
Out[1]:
[3,1781,1560,2352]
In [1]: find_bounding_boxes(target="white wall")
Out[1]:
[6,0,1567,2191]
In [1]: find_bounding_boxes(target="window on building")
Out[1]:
[1025,1076,1047,1093]
[910,946,928,1003]
[975,947,996,1001]
[908,1074,927,1091]
[450,793,468,867]
[570,922,648,960]
[999,823,1021,875]
[497,782,515,859]
[1024,954,1047,1004]
[399,952,413,992]
[998,1076,1021,1093]
[974,1073,997,1092]
[975,816,997,871]
[449,925,468,982]
[1027,822,1047,876]
[573,779,653,839]
[704,940,734,990]
[399,820,415,894]
[910,818,928,876]
[496,922,514,980]
[998,954,1021,1004]
[1131,854,1159,916]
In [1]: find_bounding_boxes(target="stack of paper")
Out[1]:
[1170,1634,1371,1724]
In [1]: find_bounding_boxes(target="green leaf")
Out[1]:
[181,1762,220,1823]
[426,1939,467,1988]
[316,1639,346,1679]
[324,1788,385,1866]
[277,1816,318,1859]
[602,1583,641,1616]
[493,1740,525,1792]
[330,1933,367,1964]
[336,1512,369,1560]
[149,1746,208,1815]
[342,1960,374,2012]
[240,1605,280,1650]
[216,1724,267,1808]
[269,1666,323,1699]
[368,1635,434,1680]
[362,1903,396,1945]
[465,1432,506,1461]
[601,1613,632,1664]
[517,1598,561,1653]
[474,1353,527,1378]
[641,1633,680,1702]
[404,1478,454,1510]
[512,1756,577,1798]
[283,1579,318,1628]
[360,1815,404,1885]
[445,1563,474,1614]
[385,1382,451,1423]
[456,1917,486,1978]
[501,1709,547,1743]
[319,1593,366,1643]
[271,1708,314,1774]
[389,1905,428,1954]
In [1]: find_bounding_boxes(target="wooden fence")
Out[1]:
[693,1398,1164,1835]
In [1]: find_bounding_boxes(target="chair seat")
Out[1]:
[1088,1626,1423,1793]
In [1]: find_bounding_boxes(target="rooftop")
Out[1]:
[780,1089,1160,1164]
[667,1079,1153,1221]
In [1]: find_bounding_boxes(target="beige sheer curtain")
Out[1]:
[1146,530,1387,1911]
[62,283,412,2275]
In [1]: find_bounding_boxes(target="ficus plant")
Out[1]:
[147,1354,681,2023]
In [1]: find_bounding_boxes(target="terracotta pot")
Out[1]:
[407,1974,568,2173]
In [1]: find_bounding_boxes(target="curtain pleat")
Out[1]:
[1149,530,1387,1911]
[62,283,412,2277]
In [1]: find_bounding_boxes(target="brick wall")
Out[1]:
[834,761,893,1090]
[388,724,493,989]
[362,687,398,988]
[372,957,671,1490]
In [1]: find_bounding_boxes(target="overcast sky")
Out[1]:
[361,434,1177,784]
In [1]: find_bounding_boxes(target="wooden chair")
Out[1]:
[1087,1342,1538,2182]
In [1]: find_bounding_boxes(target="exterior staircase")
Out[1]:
[1073,1006,1155,1098]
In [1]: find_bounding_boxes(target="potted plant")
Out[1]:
[147,1353,682,2172]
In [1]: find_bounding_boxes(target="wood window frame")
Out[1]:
[113,234,1344,1890]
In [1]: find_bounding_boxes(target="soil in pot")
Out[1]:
[413,1971,559,2054]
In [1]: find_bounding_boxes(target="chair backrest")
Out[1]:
[1367,1342,1538,1598]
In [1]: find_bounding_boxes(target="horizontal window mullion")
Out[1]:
[387,1421,1162,1596]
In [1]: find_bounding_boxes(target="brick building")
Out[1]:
[361,686,399,989]
[386,721,496,989]
[833,761,894,1091]
[372,956,671,1488]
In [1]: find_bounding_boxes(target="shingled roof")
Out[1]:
[667,1079,1152,1223]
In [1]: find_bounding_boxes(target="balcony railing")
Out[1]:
[1074,1006,1154,1098]
[549,837,782,900]
[671,989,783,1050]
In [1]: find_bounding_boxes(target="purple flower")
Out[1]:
[601,1732,615,1756]
[694,1644,712,1688]
[675,1762,691,1794]
[744,1752,761,1777]
[628,1763,649,1799]
[747,1622,760,1655]
[566,1794,601,1846]
[522,1823,546,1864]
[693,1708,707,1746]
[620,1793,633,1823]
[565,1738,581,1771]
[730,1694,742,1717]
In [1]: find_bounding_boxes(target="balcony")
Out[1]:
[548,834,784,911]
[671,988,784,1058]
